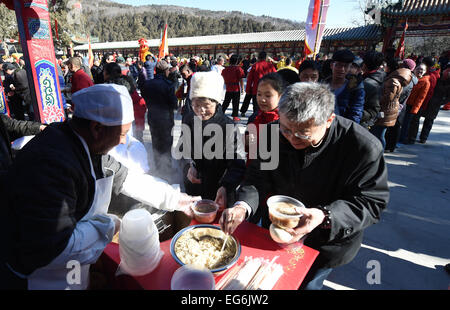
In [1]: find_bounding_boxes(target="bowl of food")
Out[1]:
[191,200,219,224]
[170,225,241,274]
[267,195,304,229]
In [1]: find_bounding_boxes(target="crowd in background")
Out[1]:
[2,47,450,159]
[2,47,450,157]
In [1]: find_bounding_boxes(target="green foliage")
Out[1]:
[80,1,304,42]
[83,10,295,42]
[0,0,303,50]
[0,3,18,41]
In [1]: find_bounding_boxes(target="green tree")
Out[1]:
[0,3,18,44]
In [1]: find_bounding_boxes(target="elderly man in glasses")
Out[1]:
[220,82,389,290]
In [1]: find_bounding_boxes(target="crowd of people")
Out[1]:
[0,46,449,290]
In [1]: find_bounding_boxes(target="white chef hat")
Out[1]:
[72,84,134,126]
[189,71,225,104]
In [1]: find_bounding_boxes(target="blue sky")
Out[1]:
[111,0,365,27]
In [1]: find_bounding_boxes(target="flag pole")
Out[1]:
[313,0,323,61]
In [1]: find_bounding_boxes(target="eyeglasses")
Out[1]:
[279,126,312,140]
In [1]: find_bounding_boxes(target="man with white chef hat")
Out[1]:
[0,84,200,290]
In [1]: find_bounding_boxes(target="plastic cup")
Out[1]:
[171,265,215,290]
[121,209,153,240]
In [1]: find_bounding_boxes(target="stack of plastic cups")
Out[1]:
[118,209,164,276]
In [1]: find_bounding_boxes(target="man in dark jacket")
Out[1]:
[3,62,26,120]
[1,84,198,289]
[220,82,389,290]
[92,53,114,84]
[0,114,44,177]
[360,51,386,129]
[11,68,33,120]
[141,60,178,182]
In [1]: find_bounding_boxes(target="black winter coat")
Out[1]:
[181,106,246,202]
[0,114,41,174]
[237,116,389,269]
[2,121,128,276]
[361,70,386,129]
[141,74,177,116]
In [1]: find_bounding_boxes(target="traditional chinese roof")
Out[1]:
[381,0,450,17]
[74,25,382,51]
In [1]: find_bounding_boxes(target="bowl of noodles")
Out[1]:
[170,225,241,275]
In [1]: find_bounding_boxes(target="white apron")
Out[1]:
[27,134,115,290]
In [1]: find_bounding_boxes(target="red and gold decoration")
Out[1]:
[138,38,150,62]
[1,0,65,124]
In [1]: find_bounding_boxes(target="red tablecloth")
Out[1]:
[99,221,319,290]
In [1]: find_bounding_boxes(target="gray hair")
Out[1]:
[278,82,335,125]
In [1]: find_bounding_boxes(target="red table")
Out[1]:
[99,221,319,290]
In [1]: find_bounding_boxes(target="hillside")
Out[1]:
[80,0,305,42]
[1,0,304,47]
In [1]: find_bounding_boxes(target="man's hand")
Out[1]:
[177,193,202,218]
[219,204,247,235]
[108,213,122,235]
[187,166,201,184]
[214,186,227,211]
[39,125,47,131]
[285,207,325,242]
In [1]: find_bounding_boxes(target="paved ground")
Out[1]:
[141,102,450,290]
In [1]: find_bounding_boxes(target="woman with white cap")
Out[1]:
[180,71,246,209]
[1,84,200,290]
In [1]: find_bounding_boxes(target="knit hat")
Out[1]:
[189,71,225,103]
[156,60,170,71]
[403,59,416,71]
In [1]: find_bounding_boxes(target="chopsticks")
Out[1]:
[220,234,229,253]
[217,256,283,290]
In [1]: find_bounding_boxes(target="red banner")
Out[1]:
[159,24,168,60]
[395,21,409,60]
[13,0,65,124]
[311,0,321,30]
[54,18,59,41]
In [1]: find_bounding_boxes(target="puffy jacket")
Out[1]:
[376,68,412,127]
[245,60,276,95]
[421,69,440,111]
[327,76,365,124]
[141,74,177,113]
[0,114,41,174]
[361,70,385,128]
[406,75,431,114]
[181,106,246,201]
